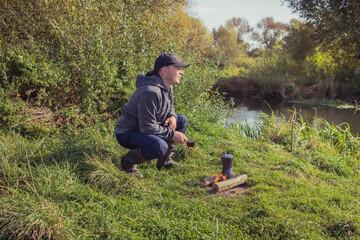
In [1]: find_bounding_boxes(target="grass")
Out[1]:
[1,116,360,239]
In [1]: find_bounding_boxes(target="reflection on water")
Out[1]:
[226,98,360,136]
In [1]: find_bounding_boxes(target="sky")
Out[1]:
[188,0,300,31]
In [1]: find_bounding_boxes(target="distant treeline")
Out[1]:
[214,0,360,102]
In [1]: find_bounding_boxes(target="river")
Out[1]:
[225,97,360,136]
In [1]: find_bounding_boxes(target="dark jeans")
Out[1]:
[116,114,187,160]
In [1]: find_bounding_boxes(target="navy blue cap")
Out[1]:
[154,53,190,71]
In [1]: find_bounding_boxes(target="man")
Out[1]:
[115,53,190,178]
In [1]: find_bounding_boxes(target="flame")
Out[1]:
[212,173,226,183]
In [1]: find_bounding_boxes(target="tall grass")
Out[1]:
[228,111,360,177]
[315,118,360,154]
[228,119,263,139]
[230,111,359,154]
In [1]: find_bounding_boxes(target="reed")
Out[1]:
[315,118,360,155]
[230,119,263,139]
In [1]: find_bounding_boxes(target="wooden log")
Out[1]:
[212,174,248,193]
[200,175,217,188]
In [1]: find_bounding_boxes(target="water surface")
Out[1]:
[226,98,360,136]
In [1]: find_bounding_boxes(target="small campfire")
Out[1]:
[200,174,225,188]
[200,153,248,193]
[213,173,226,182]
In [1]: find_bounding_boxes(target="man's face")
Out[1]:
[162,65,184,87]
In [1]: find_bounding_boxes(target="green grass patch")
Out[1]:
[1,118,360,239]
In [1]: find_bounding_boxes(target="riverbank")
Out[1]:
[1,115,359,239]
[288,98,360,109]
[216,73,360,108]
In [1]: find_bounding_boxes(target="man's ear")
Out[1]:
[158,66,168,80]
[160,66,168,74]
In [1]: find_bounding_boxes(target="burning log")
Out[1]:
[212,174,248,193]
[200,174,227,188]
[200,175,217,188]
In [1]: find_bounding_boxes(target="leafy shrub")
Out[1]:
[0,0,215,133]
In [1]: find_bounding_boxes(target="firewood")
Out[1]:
[212,174,248,193]
[200,175,217,188]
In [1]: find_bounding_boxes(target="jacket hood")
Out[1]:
[135,74,169,91]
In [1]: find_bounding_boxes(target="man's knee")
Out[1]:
[145,139,168,159]
[177,114,187,123]
[176,114,188,132]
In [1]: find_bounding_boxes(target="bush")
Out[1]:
[0,0,216,133]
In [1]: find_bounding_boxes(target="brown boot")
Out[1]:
[156,142,180,170]
[121,148,147,178]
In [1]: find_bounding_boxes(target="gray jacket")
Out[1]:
[115,74,177,140]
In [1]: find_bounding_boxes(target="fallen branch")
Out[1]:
[200,175,217,188]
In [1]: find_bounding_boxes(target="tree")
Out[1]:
[283,19,317,62]
[252,17,289,49]
[168,7,213,59]
[226,17,252,43]
[212,24,248,66]
[282,0,360,62]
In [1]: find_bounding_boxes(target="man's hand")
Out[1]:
[172,131,187,143]
[164,116,177,130]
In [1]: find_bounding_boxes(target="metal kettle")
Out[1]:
[221,152,235,179]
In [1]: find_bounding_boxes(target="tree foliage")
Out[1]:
[282,0,360,63]
[252,17,289,49]
[283,20,317,62]
[226,17,252,43]
[0,0,216,133]
[212,23,249,66]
